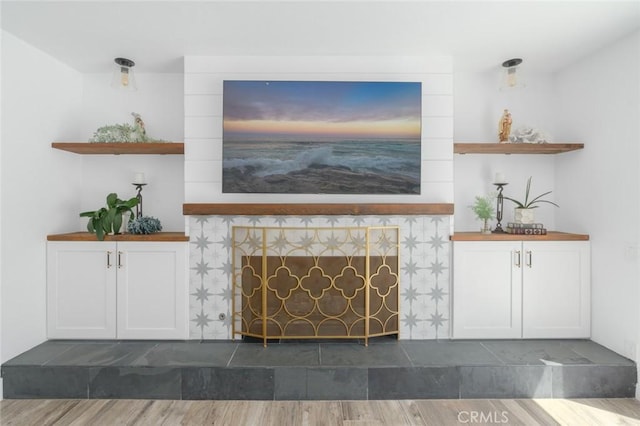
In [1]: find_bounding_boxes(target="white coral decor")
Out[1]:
[509,126,552,144]
[89,112,165,143]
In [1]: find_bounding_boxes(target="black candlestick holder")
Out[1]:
[133,183,146,218]
[493,182,508,233]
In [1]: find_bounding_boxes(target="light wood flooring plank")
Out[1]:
[0,400,35,424]
[342,400,385,424]
[174,400,211,425]
[129,400,193,425]
[262,401,303,426]
[300,401,343,426]
[206,400,270,425]
[1,399,639,425]
[377,400,426,425]
[59,400,113,426]
[91,399,153,425]
[197,400,239,425]
[490,399,560,426]
[188,401,233,425]
[159,400,196,425]
[534,399,640,426]
[65,399,119,426]
[0,399,45,426]
[534,399,608,425]
[414,399,473,425]
[0,399,79,426]
[576,398,640,419]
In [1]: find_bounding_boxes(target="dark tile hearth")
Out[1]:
[1,339,636,400]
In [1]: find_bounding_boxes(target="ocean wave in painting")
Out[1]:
[222,139,421,194]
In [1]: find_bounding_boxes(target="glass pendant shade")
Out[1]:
[111,57,137,91]
[500,58,525,90]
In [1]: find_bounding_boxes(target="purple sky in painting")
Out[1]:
[223,81,422,139]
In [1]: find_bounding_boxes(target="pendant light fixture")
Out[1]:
[112,57,137,91]
[500,58,525,90]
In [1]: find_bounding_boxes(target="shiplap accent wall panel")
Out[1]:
[183,56,453,203]
[183,56,454,339]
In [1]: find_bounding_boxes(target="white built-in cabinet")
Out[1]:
[452,239,590,339]
[452,241,522,338]
[48,143,188,340]
[47,240,188,339]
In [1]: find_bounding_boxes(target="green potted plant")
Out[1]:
[80,193,139,240]
[470,194,495,234]
[504,176,559,224]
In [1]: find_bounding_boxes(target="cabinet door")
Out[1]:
[522,241,590,338]
[116,242,187,339]
[453,241,522,338]
[47,242,117,339]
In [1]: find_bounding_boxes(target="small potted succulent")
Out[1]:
[80,193,139,240]
[470,194,495,234]
[504,176,559,224]
[127,216,163,234]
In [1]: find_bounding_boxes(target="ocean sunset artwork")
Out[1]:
[222,80,422,194]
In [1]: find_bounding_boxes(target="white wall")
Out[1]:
[1,32,82,368]
[0,47,185,400]
[184,56,454,204]
[77,73,185,231]
[0,9,3,400]
[554,31,640,364]
[453,70,560,231]
[454,33,640,366]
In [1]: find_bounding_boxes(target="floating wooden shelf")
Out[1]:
[47,232,189,242]
[450,231,589,241]
[454,143,584,155]
[52,142,184,155]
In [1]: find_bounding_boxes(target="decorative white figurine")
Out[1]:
[498,109,512,143]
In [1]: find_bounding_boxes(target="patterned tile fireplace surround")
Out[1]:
[186,203,453,341]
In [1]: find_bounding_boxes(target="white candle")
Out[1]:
[133,172,146,185]
[494,172,506,184]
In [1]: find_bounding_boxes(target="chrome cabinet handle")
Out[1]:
[514,250,521,268]
[526,250,532,268]
[118,251,123,269]
[107,251,112,268]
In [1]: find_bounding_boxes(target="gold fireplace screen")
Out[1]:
[231,226,399,346]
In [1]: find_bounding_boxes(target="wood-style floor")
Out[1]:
[1,399,639,425]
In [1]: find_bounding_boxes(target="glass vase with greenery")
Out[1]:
[470,195,496,234]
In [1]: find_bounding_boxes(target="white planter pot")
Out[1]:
[108,213,132,235]
[121,213,132,233]
[514,208,535,224]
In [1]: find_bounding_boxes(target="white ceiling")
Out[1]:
[2,1,639,74]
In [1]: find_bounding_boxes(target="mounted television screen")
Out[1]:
[222,80,422,194]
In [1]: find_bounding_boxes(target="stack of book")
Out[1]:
[505,223,547,235]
